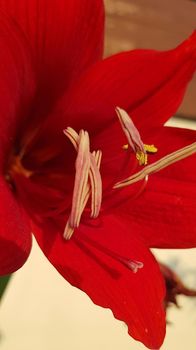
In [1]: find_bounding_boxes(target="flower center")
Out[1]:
[63,107,196,243]
[4,106,195,267]
[5,153,33,189]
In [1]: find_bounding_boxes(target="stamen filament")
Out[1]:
[63,221,74,240]
[63,127,79,150]
[93,150,102,169]
[89,153,102,218]
[114,142,196,189]
[63,128,102,240]
[64,128,102,218]
[80,150,102,216]
[69,130,90,227]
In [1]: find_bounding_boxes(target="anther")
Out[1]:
[122,144,158,155]
[122,144,129,150]
[114,142,196,189]
[144,144,158,153]
[116,107,147,165]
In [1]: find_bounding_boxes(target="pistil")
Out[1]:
[62,108,195,242]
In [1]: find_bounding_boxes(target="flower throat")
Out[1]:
[4,107,196,244]
[63,107,196,240]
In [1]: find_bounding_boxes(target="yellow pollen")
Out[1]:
[114,142,196,189]
[136,144,158,166]
[122,144,129,150]
[123,143,158,155]
[136,150,148,166]
[144,144,158,153]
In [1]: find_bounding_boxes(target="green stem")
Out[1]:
[0,275,12,301]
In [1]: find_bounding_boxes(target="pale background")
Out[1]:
[1,1,196,349]
[105,0,196,118]
[1,240,196,350]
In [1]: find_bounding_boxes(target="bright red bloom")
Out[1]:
[0,1,196,349]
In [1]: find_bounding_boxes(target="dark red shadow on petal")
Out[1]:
[0,177,32,275]
[0,237,31,275]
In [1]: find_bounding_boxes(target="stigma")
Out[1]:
[63,127,102,240]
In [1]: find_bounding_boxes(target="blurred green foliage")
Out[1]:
[0,275,11,301]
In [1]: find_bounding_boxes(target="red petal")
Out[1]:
[54,31,196,136]
[33,215,166,349]
[115,127,196,248]
[0,11,35,164]
[120,174,196,249]
[0,13,34,275]
[1,0,104,102]
[20,32,196,184]
[0,177,32,275]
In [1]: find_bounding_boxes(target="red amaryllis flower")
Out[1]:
[0,1,196,349]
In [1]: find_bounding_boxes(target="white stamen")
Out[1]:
[93,150,102,169]
[63,128,102,239]
[63,220,74,240]
[89,153,102,218]
[114,142,196,189]
[79,150,102,216]
[116,107,146,157]
[69,130,90,227]
[63,127,78,150]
